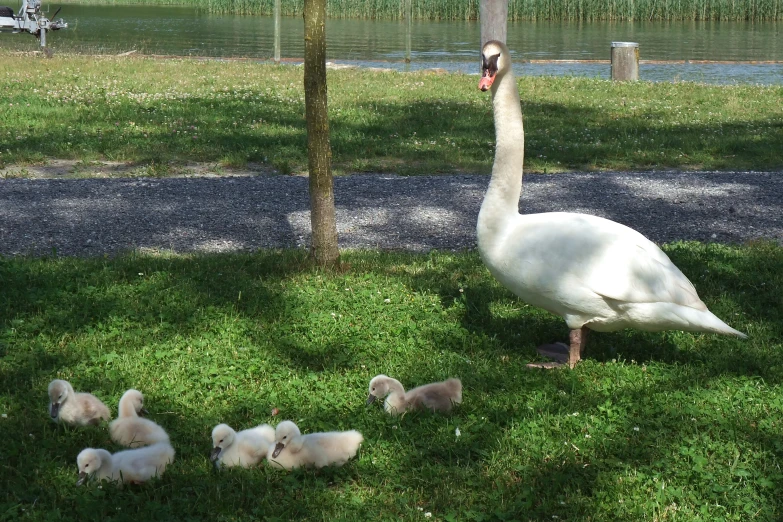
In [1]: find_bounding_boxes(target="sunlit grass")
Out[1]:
[0,55,781,175]
[0,242,781,520]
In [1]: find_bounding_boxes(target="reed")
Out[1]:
[52,0,783,20]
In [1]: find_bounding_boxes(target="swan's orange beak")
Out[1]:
[479,72,495,91]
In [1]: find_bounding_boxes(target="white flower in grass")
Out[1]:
[384,298,391,303]
[425,513,432,518]
[455,427,461,437]
[633,426,640,432]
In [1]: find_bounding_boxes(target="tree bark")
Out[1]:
[480,0,509,67]
[303,0,339,266]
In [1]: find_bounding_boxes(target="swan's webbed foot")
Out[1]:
[528,342,569,368]
[528,327,589,369]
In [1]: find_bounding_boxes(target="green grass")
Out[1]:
[52,0,783,21]
[1,242,782,520]
[0,55,781,175]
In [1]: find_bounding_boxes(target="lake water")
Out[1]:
[1,5,781,84]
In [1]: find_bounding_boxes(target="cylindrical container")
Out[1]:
[611,42,639,81]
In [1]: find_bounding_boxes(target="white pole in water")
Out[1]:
[611,42,639,81]
[404,0,411,63]
[480,0,508,70]
[273,0,281,63]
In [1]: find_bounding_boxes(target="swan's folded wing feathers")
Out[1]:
[586,238,707,310]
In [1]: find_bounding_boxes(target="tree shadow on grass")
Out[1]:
[4,76,782,171]
[1,248,781,519]
[396,242,782,381]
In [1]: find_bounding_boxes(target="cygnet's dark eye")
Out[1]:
[283,435,287,440]
[85,463,90,468]
[219,439,224,443]
[372,387,375,391]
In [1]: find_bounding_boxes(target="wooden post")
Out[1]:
[480,0,508,71]
[273,0,281,63]
[404,0,411,63]
[611,41,639,81]
[480,0,508,47]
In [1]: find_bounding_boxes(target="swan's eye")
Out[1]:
[58,394,63,399]
[283,435,287,440]
[219,439,223,443]
[482,53,500,76]
[85,464,89,468]
[371,387,375,392]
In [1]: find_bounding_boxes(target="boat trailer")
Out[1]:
[0,0,67,48]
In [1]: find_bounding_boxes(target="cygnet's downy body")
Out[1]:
[109,389,170,448]
[267,420,363,471]
[48,379,110,426]
[210,423,275,468]
[76,442,175,486]
[367,374,462,414]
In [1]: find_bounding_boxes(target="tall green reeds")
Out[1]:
[507,0,782,20]
[57,0,783,20]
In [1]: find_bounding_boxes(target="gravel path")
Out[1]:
[0,171,780,257]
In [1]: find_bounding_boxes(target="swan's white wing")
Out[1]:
[576,219,707,310]
[511,213,707,310]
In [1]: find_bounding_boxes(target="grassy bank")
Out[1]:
[1,243,782,520]
[54,0,783,21]
[0,55,781,175]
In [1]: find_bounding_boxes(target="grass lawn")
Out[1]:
[1,242,782,520]
[0,55,781,175]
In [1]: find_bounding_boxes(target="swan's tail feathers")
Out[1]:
[718,324,748,339]
[678,307,748,339]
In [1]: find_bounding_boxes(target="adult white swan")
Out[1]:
[476,40,746,368]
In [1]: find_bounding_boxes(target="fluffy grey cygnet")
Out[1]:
[48,379,110,426]
[367,374,462,414]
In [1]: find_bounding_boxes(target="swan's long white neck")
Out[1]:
[477,65,524,252]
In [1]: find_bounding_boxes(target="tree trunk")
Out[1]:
[303,0,339,266]
[480,0,509,66]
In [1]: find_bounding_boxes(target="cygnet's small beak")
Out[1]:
[209,447,222,462]
[366,394,377,406]
[50,403,60,419]
[140,407,150,417]
[76,472,88,486]
[271,442,285,458]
